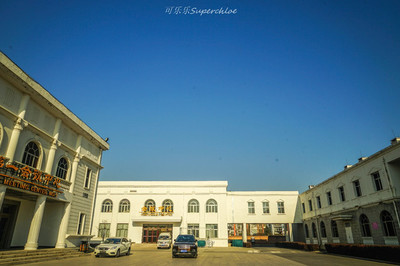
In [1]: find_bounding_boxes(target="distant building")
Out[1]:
[91,181,303,246]
[0,52,109,249]
[300,138,400,246]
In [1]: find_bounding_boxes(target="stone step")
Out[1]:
[0,248,79,256]
[0,250,81,259]
[0,253,89,265]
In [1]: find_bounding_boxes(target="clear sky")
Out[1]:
[1,0,399,192]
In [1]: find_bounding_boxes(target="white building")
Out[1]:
[0,52,109,249]
[300,138,400,246]
[91,181,303,247]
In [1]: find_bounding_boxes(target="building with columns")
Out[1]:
[0,52,109,249]
[91,181,303,246]
[300,138,400,246]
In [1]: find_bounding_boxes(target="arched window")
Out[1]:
[162,199,174,212]
[188,199,199,213]
[381,211,396,236]
[206,199,218,213]
[22,141,40,168]
[320,221,327,238]
[55,157,68,179]
[119,199,130,213]
[331,220,339,238]
[145,199,156,212]
[360,214,371,237]
[101,199,113,212]
[305,224,309,238]
[312,223,317,238]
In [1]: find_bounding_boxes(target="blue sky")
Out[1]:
[1,0,399,192]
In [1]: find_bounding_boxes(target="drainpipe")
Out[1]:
[383,158,400,229]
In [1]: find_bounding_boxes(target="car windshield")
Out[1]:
[104,238,121,244]
[176,235,195,242]
[159,235,169,240]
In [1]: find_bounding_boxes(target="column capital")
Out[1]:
[51,139,61,149]
[14,118,28,131]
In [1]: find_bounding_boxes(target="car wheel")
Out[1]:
[126,248,131,255]
[95,255,99,258]
[116,249,120,257]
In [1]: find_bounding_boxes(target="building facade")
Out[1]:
[300,138,400,246]
[91,181,303,247]
[0,52,109,249]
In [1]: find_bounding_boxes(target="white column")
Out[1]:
[6,94,30,162]
[55,202,71,248]
[69,155,81,193]
[45,140,59,174]
[242,223,247,243]
[0,186,6,212]
[25,195,47,250]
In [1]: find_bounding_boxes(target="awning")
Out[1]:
[132,216,182,223]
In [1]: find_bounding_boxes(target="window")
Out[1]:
[119,199,130,213]
[98,223,110,238]
[206,224,218,238]
[22,141,40,168]
[316,196,321,209]
[353,180,362,197]
[381,211,396,236]
[262,201,270,214]
[308,200,313,211]
[248,201,255,214]
[327,191,332,205]
[162,199,173,212]
[228,223,243,237]
[331,220,339,238]
[116,223,128,237]
[320,221,327,238]
[312,223,317,238]
[338,186,345,202]
[302,203,306,213]
[77,213,85,235]
[305,224,309,238]
[206,199,218,213]
[188,199,199,213]
[84,168,91,189]
[101,199,113,212]
[188,224,199,238]
[360,214,372,237]
[277,201,285,214]
[145,199,156,212]
[372,172,383,191]
[55,158,68,180]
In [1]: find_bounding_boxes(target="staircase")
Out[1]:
[0,248,90,265]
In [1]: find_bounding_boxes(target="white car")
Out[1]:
[157,232,172,249]
[94,237,131,257]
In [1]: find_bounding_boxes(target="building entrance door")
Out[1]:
[0,201,19,249]
[142,224,172,243]
[344,223,354,244]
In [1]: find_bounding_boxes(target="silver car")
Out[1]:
[94,237,131,257]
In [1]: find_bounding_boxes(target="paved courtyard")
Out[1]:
[28,244,393,266]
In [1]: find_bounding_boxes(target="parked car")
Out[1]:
[157,232,172,249]
[94,237,131,257]
[172,234,197,258]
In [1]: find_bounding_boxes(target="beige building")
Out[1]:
[300,138,400,246]
[0,52,109,249]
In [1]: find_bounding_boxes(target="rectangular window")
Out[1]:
[187,224,199,238]
[316,196,321,209]
[116,223,128,238]
[372,172,383,191]
[327,191,332,205]
[353,180,362,197]
[206,224,218,238]
[302,203,306,213]
[262,201,270,214]
[277,201,285,214]
[338,186,345,202]
[98,223,111,238]
[77,213,85,235]
[228,223,243,237]
[84,168,92,189]
[308,200,313,211]
[248,202,255,214]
